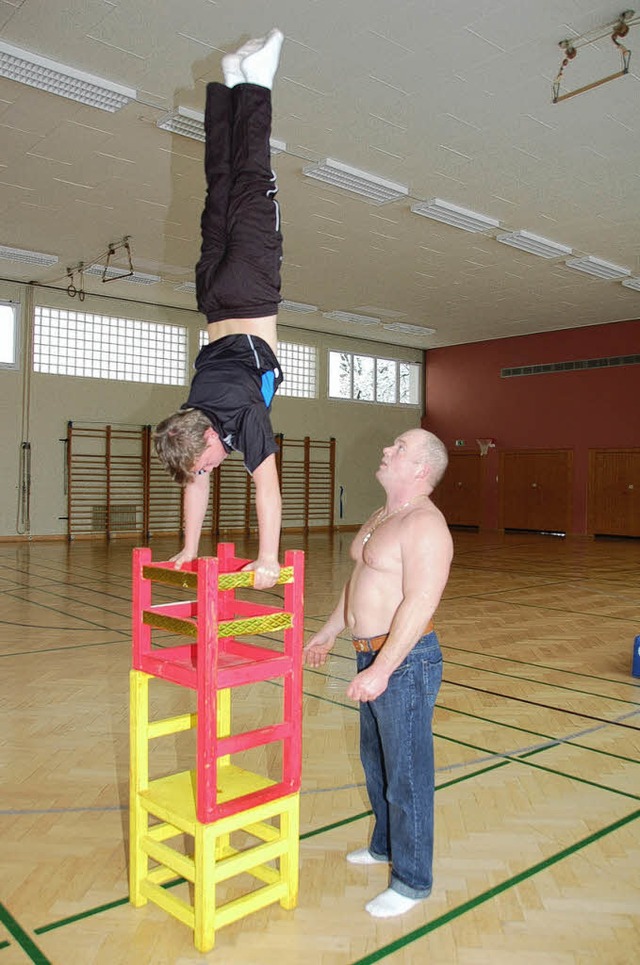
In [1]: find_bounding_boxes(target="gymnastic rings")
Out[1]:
[66,268,85,301]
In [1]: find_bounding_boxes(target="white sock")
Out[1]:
[346,848,388,865]
[222,37,264,88]
[221,53,243,88]
[365,888,422,918]
[241,28,284,89]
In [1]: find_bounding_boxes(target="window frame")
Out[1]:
[33,305,188,385]
[0,300,20,370]
[327,349,422,407]
[276,339,318,399]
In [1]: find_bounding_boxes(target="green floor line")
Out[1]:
[300,809,372,840]
[437,732,640,802]
[349,807,640,965]
[441,641,640,690]
[24,750,574,939]
[0,903,53,965]
[438,702,640,766]
[302,669,640,796]
[34,896,130,935]
[305,664,640,767]
[444,658,640,707]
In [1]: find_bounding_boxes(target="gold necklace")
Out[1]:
[361,494,427,546]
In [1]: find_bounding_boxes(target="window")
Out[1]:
[0,301,18,368]
[277,340,317,398]
[33,306,187,384]
[200,332,318,399]
[328,351,421,406]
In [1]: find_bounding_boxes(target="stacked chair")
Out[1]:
[129,543,304,951]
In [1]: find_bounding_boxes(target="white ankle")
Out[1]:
[365,888,422,918]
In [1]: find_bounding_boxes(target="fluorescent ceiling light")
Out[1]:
[280,299,318,313]
[411,198,499,233]
[323,311,380,326]
[174,282,196,294]
[621,276,640,291]
[565,256,631,280]
[157,106,205,141]
[0,244,58,267]
[496,230,572,259]
[383,322,437,336]
[84,264,162,285]
[0,40,136,112]
[157,106,285,154]
[303,158,408,205]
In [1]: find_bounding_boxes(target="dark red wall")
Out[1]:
[423,320,640,533]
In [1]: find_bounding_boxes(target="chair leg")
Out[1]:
[129,671,149,907]
[194,822,217,952]
[279,794,300,910]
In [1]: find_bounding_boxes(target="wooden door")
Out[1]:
[433,451,482,527]
[588,449,640,537]
[500,449,573,534]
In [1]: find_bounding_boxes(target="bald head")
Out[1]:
[405,428,449,489]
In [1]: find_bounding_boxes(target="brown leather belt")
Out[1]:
[352,620,434,653]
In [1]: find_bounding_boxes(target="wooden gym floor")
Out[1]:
[1,530,639,964]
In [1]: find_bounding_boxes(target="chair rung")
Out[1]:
[213,837,287,884]
[141,564,294,590]
[142,611,197,636]
[218,566,294,589]
[140,880,194,928]
[218,612,292,637]
[142,565,198,589]
[213,881,287,930]
[143,837,195,883]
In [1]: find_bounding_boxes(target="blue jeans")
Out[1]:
[357,631,442,898]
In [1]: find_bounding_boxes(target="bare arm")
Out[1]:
[303,584,348,667]
[346,511,452,701]
[170,471,211,568]
[242,453,281,589]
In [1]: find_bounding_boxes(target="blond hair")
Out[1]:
[153,409,212,485]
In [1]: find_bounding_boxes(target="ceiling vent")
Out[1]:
[303,158,408,205]
[565,256,631,280]
[0,40,136,112]
[323,311,381,326]
[621,276,640,291]
[0,245,58,267]
[382,322,437,336]
[496,230,572,259]
[280,300,318,313]
[411,198,499,233]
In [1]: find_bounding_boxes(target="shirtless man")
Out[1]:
[304,428,453,918]
[154,29,285,589]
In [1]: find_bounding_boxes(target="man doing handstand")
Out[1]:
[155,29,285,589]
